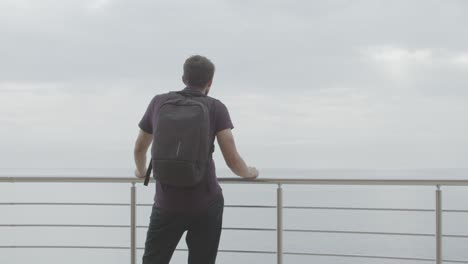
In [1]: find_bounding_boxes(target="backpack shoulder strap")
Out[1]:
[143,92,178,186]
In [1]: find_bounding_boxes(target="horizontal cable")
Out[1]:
[140,204,274,209]
[0,245,129,249]
[283,252,468,264]
[224,205,276,209]
[223,227,275,232]
[3,203,468,214]
[224,227,437,237]
[0,203,275,209]
[283,206,468,213]
[284,206,434,212]
[4,176,468,186]
[2,224,468,238]
[0,202,129,206]
[175,248,277,255]
[444,209,468,213]
[0,224,131,228]
[281,229,468,238]
[2,246,467,263]
[284,251,434,262]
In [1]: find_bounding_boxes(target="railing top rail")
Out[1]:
[1,176,468,186]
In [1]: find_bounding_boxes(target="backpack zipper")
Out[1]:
[176,141,181,157]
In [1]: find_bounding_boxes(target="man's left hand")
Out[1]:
[135,169,145,178]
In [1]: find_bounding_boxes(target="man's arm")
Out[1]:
[134,129,153,178]
[217,128,258,179]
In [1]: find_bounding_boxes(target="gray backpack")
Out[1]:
[143,90,212,187]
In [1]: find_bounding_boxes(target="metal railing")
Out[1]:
[2,176,468,264]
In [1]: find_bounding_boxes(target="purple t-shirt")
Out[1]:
[139,87,233,213]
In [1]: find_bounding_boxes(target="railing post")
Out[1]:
[131,182,137,264]
[277,184,283,264]
[436,185,442,264]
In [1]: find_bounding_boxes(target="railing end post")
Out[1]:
[130,182,137,264]
[276,183,283,264]
[435,184,442,264]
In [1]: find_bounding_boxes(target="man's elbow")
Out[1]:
[225,155,241,170]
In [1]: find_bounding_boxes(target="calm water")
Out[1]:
[1,168,468,264]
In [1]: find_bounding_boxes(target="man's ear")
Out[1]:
[182,75,187,85]
[206,79,213,88]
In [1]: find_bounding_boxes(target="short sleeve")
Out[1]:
[138,96,158,134]
[214,100,234,133]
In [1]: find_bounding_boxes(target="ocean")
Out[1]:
[1,168,468,264]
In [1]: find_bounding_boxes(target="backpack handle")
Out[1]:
[176,90,207,98]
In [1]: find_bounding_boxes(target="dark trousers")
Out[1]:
[142,195,224,264]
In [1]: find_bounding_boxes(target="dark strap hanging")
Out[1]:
[143,160,153,186]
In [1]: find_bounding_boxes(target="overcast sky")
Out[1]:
[1,0,467,170]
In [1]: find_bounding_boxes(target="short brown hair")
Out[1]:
[183,55,215,88]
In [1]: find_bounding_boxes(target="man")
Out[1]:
[133,55,259,264]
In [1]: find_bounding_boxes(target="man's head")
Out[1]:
[182,55,215,93]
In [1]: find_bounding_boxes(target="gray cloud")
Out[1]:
[1,0,467,87]
[1,0,468,169]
